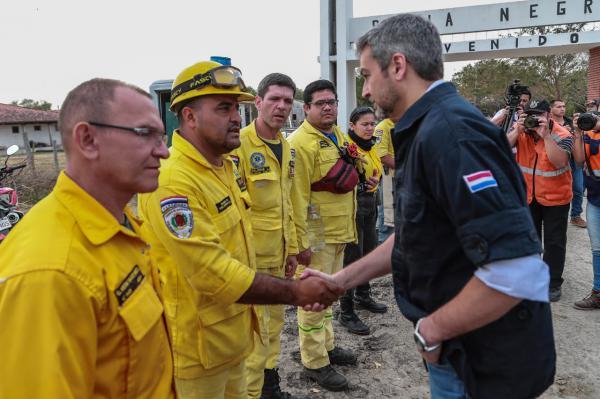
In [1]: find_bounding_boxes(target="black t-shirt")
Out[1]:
[260,138,282,166]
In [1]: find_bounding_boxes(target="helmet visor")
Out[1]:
[171,65,247,103]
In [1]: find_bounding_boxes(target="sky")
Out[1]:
[0,0,517,108]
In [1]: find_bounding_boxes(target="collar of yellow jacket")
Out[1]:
[171,129,233,169]
[53,171,143,245]
[300,119,345,142]
[246,120,285,147]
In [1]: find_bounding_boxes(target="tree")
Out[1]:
[294,88,304,101]
[245,86,257,96]
[10,99,53,110]
[452,24,589,116]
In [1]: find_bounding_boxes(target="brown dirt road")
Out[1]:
[278,218,600,398]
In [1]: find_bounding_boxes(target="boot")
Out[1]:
[354,288,388,314]
[304,365,348,392]
[339,291,370,335]
[260,368,301,399]
[327,346,357,366]
[573,289,600,310]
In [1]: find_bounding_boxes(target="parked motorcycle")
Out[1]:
[0,145,27,242]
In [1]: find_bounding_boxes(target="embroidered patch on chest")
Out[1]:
[115,265,144,306]
[463,170,498,193]
[319,140,330,148]
[161,196,194,239]
[250,152,266,168]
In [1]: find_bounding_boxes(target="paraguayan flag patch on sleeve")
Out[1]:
[463,170,498,193]
[161,196,194,239]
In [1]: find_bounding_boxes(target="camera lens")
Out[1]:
[577,113,598,131]
[524,115,540,129]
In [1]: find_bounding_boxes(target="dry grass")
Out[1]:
[5,151,65,211]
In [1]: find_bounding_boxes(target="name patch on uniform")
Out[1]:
[115,265,144,306]
[463,170,498,193]
[319,140,331,148]
[289,148,296,178]
[216,196,232,213]
[161,196,194,239]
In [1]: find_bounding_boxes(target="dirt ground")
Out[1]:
[276,207,600,398]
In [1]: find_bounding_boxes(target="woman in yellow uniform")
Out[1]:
[339,106,387,335]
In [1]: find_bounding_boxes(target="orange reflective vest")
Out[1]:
[584,131,600,178]
[516,123,573,206]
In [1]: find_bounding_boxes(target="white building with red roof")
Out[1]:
[0,103,60,149]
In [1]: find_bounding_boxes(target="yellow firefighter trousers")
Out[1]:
[246,266,286,399]
[296,243,345,369]
[174,360,246,399]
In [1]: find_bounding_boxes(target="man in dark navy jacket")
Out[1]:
[302,13,555,399]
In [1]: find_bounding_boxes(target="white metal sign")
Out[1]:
[349,0,600,41]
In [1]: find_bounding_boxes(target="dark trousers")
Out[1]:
[529,199,570,289]
[341,192,378,310]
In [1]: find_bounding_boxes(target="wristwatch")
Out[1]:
[414,318,441,352]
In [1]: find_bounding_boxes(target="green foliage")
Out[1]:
[245,86,257,96]
[452,24,589,116]
[355,76,373,107]
[10,98,53,110]
[294,88,304,101]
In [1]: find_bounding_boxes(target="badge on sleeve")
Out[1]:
[230,154,240,168]
[463,170,498,193]
[160,196,194,238]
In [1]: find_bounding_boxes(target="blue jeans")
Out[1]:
[428,361,469,399]
[586,202,600,291]
[570,159,584,218]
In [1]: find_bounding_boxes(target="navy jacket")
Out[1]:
[391,82,555,399]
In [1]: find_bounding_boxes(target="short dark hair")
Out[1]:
[521,89,532,99]
[257,73,296,98]
[550,99,564,107]
[349,106,375,124]
[357,14,443,81]
[303,80,337,105]
[59,78,150,153]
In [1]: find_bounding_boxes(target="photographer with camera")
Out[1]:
[570,111,600,309]
[507,100,573,302]
[491,80,531,133]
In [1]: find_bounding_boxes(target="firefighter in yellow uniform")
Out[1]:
[139,61,345,399]
[231,73,303,399]
[374,117,395,242]
[374,117,395,168]
[0,79,175,399]
[287,80,357,392]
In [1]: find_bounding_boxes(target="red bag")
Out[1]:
[310,158,359,194]
[311,135,360,194]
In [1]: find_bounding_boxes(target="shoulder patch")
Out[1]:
[161,196,194,239]
[463,170,498,193]
[114,265,144,306]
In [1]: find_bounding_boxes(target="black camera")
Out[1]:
[505,79,529,109]
[524,115,541,129]
[577,111,600,131]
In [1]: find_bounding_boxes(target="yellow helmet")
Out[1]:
[170,60,255,112]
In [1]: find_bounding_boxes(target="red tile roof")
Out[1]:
[0,103,59,125]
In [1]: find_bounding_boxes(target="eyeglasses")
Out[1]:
[171,65,247,103]
[310,99,338,108]
[88,121,166,146]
